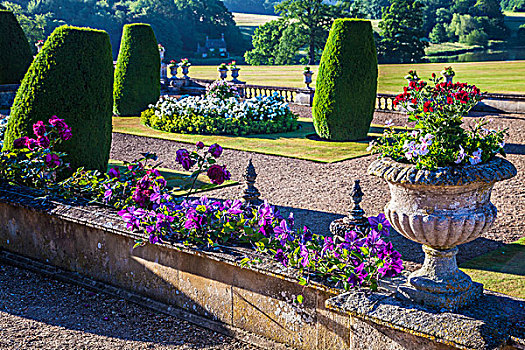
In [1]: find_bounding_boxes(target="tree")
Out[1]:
[0,10,33,84]
[275,0,363,65]
[4,25,114,174]
[377,0,428,63]
[312,19,377,141]
[244,19,288,65]
[429,23,448,43]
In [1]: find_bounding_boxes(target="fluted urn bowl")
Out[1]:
[368,156,517,311]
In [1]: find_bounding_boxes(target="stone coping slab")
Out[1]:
[326,286,525,350]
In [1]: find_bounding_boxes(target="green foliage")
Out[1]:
[464,29,489,46]
[377,0,428,63]
[1,0,246,60]
[1,2,63,50]
[113,23,160,117]
[4,25,114,174]
[519,24,525,39]
[501,0,525,11]
[244,19,306,65]
[0,10,33,84]
[312,19,377,141]
[223,0,279,15]
[429,23,449,43]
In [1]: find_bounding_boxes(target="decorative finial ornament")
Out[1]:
[330,179,369,237]
[242,159,262,208]
[343,180,367,226]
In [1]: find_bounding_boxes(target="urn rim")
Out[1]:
[368,156,516,186]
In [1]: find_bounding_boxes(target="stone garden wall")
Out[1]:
[0,184,522,350]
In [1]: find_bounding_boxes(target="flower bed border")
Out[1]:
[0,183,522,350]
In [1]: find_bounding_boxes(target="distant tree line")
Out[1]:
[245,0,510,65]
[0,0,249,59]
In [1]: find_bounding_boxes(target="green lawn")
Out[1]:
[232,12,279,27]
[113,117,381,163]
[189,61,525,94]
[108,160,238,196]
[460,237,525,299]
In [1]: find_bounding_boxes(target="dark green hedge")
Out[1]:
[0,10,33,84]
[3,25,114,174]
[312,19,378,141]
[113,23,160,116]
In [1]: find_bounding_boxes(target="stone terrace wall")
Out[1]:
[0,184,522,350]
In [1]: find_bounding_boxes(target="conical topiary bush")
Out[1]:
[113,23,160,116]
[0,10,33,84]
[312,19,378,141]
[3,25,114,174]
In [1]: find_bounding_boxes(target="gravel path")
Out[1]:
[0,263,261,350]
[111,109,525,270]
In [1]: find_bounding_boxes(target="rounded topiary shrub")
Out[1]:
[113,23,160,116]
[0,10,33,85]
[312,19,378,141]
[3,25,114,174]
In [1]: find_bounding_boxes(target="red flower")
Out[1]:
[423,101,434,113]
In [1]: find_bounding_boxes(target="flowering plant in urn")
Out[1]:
[367,72,516,311]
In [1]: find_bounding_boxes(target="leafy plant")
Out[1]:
[369,73,506,169]
[142,93,298,136]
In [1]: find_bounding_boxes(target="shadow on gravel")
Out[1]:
[268,204,505,270]
[505,143,525,155]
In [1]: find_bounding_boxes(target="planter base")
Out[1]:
[396,245,483,312]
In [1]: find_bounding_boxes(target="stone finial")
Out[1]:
[343,180,367,226]
[330,179,368,237]
[242,159,262,208]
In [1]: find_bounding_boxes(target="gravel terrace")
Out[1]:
[0,108,523,349]
[111,108,525,269]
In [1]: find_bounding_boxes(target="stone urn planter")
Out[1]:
[368,157,516,311]
[303,70,314,89]
[169,65,178,78]
[218,67,228,80]
[441,72,454,84]
[230,67,241,83]
[180,65,190,80]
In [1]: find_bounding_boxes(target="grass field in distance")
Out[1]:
[190,60,525,94]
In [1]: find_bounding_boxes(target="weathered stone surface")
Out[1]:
[327,288,525,350]
[368,157,517,187]
[368,157,517,311]
[0,182,523,350]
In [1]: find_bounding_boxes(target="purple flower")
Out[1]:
[469,148,482,165]
[108,167,120,179]
[184,209,206,230]
[26,138,38,150]
[49,115,68,131]
[299,245,310,267]
[118,206,146,231]
[208,143,223,158]
[321,236,335,255]
[274,219,294,246]
[33,121,46,137]
[368,214,391,236]
[103,184,112,202]
[149,234,159,244]
[455,145,466,164]
[175,149,195,171]
[196,141,205,149]
[44,153,61,168]
[59,127,72,141]
[226,199,243,215]
[348,263,368,287]
[377,242,404,277]
[13,137,28,149]
[137,175,152,190]
[274,249,288,266]
[37,136,50,148]
[207,165,231,185]
[132,188,152,207]
[301,226,313,243]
